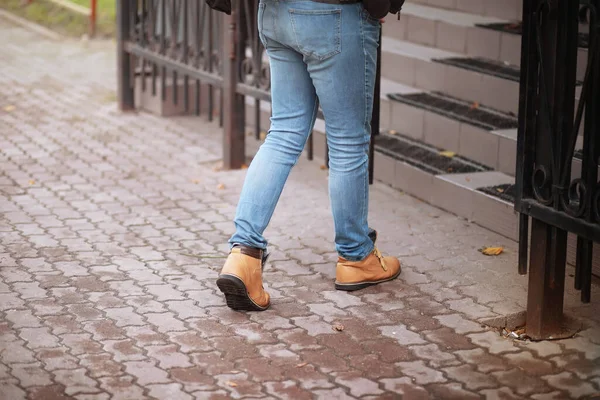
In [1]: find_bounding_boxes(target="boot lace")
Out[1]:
[373,247,387,271]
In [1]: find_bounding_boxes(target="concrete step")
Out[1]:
[381,37,521,114]
[385,89,519,175]
[384,3,589,74]
[404,0,522,21]
[384,3,521,63]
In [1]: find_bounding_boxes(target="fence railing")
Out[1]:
[516,0,599,339]
[117,0,381,176]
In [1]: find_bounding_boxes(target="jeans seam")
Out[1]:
[360,5,369,258]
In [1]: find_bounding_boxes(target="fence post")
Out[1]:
[222,3,246,169]
[117,0,135,111]
[90,0,97,37]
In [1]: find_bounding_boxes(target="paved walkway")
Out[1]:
[1,17,599,400]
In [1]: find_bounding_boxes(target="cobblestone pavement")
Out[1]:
[1,17,600,400]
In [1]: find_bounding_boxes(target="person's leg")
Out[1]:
[219,0,318,311]
[294,2,379,260]
[228,7,318,252]
[288,1,401,290]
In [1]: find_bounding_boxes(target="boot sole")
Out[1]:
[216,274,270,311]
[334,268,401,292]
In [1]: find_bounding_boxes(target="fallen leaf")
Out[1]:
[496,188,505,193]
[470,102,480,110]
[229,370,240,374]
[320,165,328,170]
[296,362,308,368]
[259,131,267,140]
[332,324,344,332]
[217,183,225,190]
[389,130,398,135]
[192,179,200,184]
[4,105,15,112]
[225,381,238,387]
[480,246,504,256]
[447,167,453,172]
[241,164,248,169]
[28,180,35,185]
[439,150,456,158]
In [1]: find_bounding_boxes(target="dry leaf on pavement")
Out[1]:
[296,362,308,368]
[217,183,225,190]
[226,381,238,387]
[480,246,504,256]
[332,324,344,332]
[4,105,15,112]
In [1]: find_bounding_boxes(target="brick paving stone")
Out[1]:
[396,360,447,385]
[147,383,193,400]
[379,376,431,398]
[379,324,427,345]
[504,351,555,376]
[542,371,598,398]
[518,339,564,358]
[560,336,600,360]
[98,376,146,400]
[491,368,555,396]
[264,380,313,400]
[453,348,509,373]
[53,368,101,396]
[434,313,486,334]
[10,362,53,388]
[443,364,498,390]
[467,331,520,354]
[410,343,459,368]
[479,387,522,400]
[335,374,384,397]
[427,383,480,400]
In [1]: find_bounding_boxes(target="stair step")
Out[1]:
[381,37,521,114]
[476,21,590,49]
[405,0,522,21]
[433,56,520,82]
[375,131,490,175]
[388,91,518,131]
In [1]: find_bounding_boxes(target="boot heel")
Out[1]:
[217,274,270,311]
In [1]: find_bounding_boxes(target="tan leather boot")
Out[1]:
[335,247,401,291]
[216,246,270,311]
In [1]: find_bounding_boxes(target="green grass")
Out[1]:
[0,0,116,37]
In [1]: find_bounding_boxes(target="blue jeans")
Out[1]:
[229,0,380,261]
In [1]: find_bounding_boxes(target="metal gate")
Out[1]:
[516,0,599,339]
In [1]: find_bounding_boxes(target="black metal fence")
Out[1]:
[117,0,381,174]
[516,0,599,339]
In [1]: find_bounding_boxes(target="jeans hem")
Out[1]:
[338,241,374,262]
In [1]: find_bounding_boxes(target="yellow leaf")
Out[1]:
[217,183,225,190]
[229,370,240,374]
[320,165,328,170]
[389,130,398,135]
[28,180,35,185]
[241,164,248,169]
[296,362,308,368]
[332,324,344,332]
[226,381,238,387]
[259,131,267,140]
[480,246,504,256]
[496,188,505,193]
[4,105,15,112]
[470,101,480,110]
[439,151,456,158]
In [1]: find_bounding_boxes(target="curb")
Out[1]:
[0,8,63,41]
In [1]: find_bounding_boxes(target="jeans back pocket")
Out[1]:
[289,8,342,61]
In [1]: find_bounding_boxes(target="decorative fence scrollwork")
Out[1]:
[516,0,599,339]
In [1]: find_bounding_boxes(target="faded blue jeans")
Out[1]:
[229,0,380,261]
